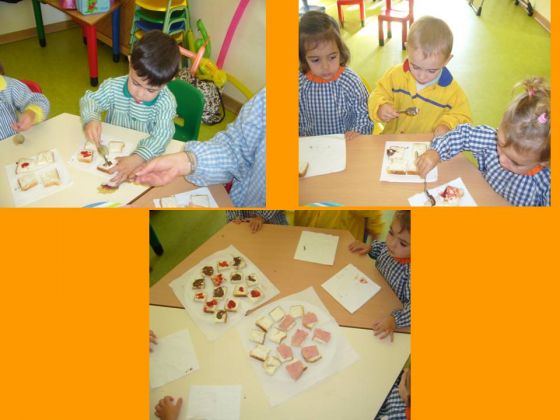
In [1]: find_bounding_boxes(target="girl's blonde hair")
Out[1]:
[299,11,350,74]
[394,210,411,234]
[407,16,453,59]
[500,77,550,162]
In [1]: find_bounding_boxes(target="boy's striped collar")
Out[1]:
[403,59,453,87]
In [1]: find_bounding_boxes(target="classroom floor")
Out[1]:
[0,27,236,140]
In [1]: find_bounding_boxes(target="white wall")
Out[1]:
[534,0,550,21]
[0,0,69,36]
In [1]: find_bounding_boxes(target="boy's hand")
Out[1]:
[134,152,192,186]
[433,124,450,137]
[109,154,145,185]
[344,131,360,141]
[348,240,370,255]
[11,110,36,132]
[416,150,441,178]
[83,120,102,146]
[377,103,399,122]
[372,315,396,342]
[155,396,183,420]
[247,216,264,233]
[149,330,157,352]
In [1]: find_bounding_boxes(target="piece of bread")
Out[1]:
[193,292,206,302]
[214,309,228,323]
[217,260,231,271]
[41,168,61,187]
[268,327,287,344]
[17,173,38,191]
[36,150,54,166]
[192,278,205,290]
[289,305,304,318]
[263,355,282,375]
[158,196,179,208]
[232,256,246,269]
[386,157,409,175]
[230,271,243,283]
[412,142,428,158]
[248,287,264,303]
[256,315,274,332]
[211,273,225,287]
[108,141,125,154]
[201,265,214,277]
[276,343,293,363]
[250,329,266,345]
[302,312,318,329]
[438,185,464,206]
[225,298,238,312]
[246,273,258,286]
[190,194,210,207]
[233,285,248,297]
[312,328,331,344]
[213,286,227,300]
[203,299,219,313]
[16,157,36,174]
[78,150,94,163]
[278,314,296,332]
[96,161,116,174]
[269,306,285,323]
[299,161,309,177]
[285,359,307,381]
[291,329,309,347]
[250,344,270,362]
[301,345,321,363]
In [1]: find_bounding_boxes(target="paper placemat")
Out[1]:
[294,230,339,266]
[169,245,280,341]
[4,148,73,207]
[322,264,381,314]
[379,141,437,183]
[408,177,477,206]
[186,385,242,420]
[236,287,359,406]
[153,187,218,208]
[299,135,346,178]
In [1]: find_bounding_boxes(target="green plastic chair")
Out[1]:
[167,79,205,141]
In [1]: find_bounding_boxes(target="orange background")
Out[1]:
[2,2,558,419]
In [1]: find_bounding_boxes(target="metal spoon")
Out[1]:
[398,107,420,116]
[424,178,436,206]
[97,144,111,166]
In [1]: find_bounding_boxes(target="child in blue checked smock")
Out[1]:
[349,210,410,338]
[299,11,373,140]
[80,30,180,185]
[226,210,288,233]
[0,62,50,141]
[417,77,550,206]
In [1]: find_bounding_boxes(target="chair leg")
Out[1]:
[337,3,344,28]
[402,22,407,50]
[150,224,164,256]
[378,17,384,46]
[360,2,365,27]
[387,21,392,38]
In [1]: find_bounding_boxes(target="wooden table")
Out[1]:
[31,0,121,86]
[150,223,404,330]
[299,133,511,206]
[0,114,231,208]
[150,305,411,419]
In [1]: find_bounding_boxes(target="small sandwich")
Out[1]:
[312,328,331,344]
[225,298,238,312]
[78,150,94,163]
[96,160,116,174]
[278,314,296,332]
[246,273,258,286]
[248,287,264,303]
[213,286,227,300]
[211,273,225,287]
[158,196,179,208]
[269,306,285,323]
[256,315,274,332]
[203,299,219,314]
[291,329,309,347]
[268,327,287,344]
[232,256,246,269]
[289,305,304,318]
[16,157,35,174]
[17,173,38,191]
[201,265,214,277]
[302,312,318,329]
[438,185,464,206]
[276,343,293,363]
[108,141,125,154]
[233,285,248,297]
[190,194,210,207]
[249,329,266,345]
[36,150,54,166]
[229,271,243,283]
[217,259,231,271]
[386,157,408,175]
[301,345,321,363]
[192,278,205,290]
[41,168,61,187]
[263,355,282,376]
[214,309,228,323]
[193,292,206,302]
[249,344,270,362]
[286,359,307,381]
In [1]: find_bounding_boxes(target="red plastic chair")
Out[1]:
[20,79,43,93]
[337,0,365,28]
[378,0,414,50]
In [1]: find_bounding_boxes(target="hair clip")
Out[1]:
[537,113,548,124]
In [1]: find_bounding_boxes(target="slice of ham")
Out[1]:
[301,345,321,362]
[277,343,293,362]
[312,328,331,344]
[286,360,307,381]
[291,328,309,347]
[302,312,318,329]
[278,314,296,332]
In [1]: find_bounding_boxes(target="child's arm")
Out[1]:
[11,79,50,130]
[345,72,374,136]
[226,210,244,222]
[432,85,472,134]
[80,79,115,144]
[253,211,287,225]
[155,396,183,420]
[368,68,398,123]
[133,94,176,161]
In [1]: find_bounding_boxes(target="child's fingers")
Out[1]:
[176,397,183,409]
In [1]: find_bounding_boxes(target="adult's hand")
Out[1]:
[134,152,192,186]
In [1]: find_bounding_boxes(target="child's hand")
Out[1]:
[398,368,411,404]
[344,131,360,141]
[149,330,157,352]
[247,216,264,233]
[231,219,243,224]
[155,396,183,420]
[134,152,191,186]
[84,120,102,146]
[416,150,440,178]
[11,110,36,132]
[372,315,396,341]
[433,125,450,137]
[348,240,370,255]
[109,154,145,185]
[377,103,399,122]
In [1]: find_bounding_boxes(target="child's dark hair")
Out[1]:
[500,77,550,162]
[299,11,350,74]
[0,61,4,75]
[130,30,180,86]
[393,210,411,233]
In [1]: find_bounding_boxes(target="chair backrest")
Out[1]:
[20,79,42,93]
[167,79,205,141]
[385,0,414,17]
